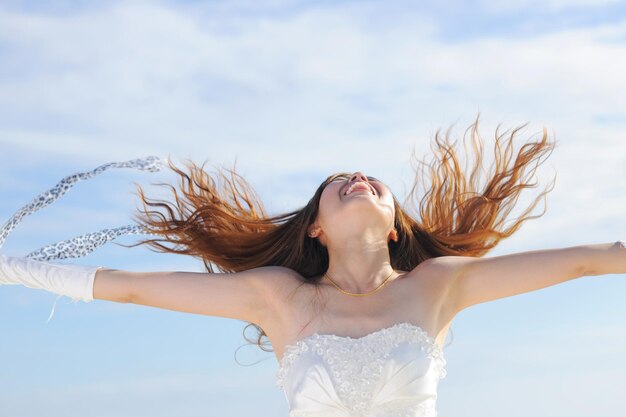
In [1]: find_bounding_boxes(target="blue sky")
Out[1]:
[0,0,625,416]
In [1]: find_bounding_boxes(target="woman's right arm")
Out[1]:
[93,266,296,326]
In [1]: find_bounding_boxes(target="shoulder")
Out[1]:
[420,255,477,278]
[249,266,308,306]
[248,265,304,291]
[406,256,472,303]
[410,255,469,282]
[247,266,313,332]
[413,255,478,322]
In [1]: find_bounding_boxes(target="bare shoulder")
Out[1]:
[420,255,478,295]
[410,255,467,288]
[409,255,470,321]
[249,266,310,333]
[433,256,484,319]
[251,265,307,309]
[421,254,472,270]
[253,265,303,286]
[248,265,304,298]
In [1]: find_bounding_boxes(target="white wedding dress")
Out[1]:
[276,322,447,417]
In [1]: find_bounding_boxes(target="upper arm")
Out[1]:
[444,246,587,314]
[103,266,298,326]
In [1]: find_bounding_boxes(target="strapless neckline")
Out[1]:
[277,321,444,381]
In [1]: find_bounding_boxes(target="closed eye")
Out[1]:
[334,178,381,196]
[326,176,384,197]
[330,176,380,183]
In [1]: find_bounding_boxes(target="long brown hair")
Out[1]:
[126,113,557,353]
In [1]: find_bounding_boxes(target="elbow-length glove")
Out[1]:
[0,254,103,303]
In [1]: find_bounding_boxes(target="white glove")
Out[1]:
[0,254,104,303]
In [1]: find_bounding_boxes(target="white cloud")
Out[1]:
[478,0,624,14]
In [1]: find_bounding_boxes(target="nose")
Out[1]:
[350,171,368,183]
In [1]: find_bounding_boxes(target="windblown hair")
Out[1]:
[127,113,557,354]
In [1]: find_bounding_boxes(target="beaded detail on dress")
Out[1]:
[276,322,447,417]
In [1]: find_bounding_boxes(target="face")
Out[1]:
[309,171,397,246]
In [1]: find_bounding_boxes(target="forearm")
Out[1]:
[92,268,134,303]
[578,240,626,276]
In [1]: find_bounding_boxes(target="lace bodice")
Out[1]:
[276,322,447,417]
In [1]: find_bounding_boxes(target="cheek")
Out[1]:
[319,192,336,210]
[322,185,341,201]
[319,189,341,215]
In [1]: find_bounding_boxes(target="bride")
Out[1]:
[2,115,625,417]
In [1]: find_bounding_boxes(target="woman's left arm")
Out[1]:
[444,240,626,314]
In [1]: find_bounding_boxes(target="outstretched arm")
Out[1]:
[94,266,295,326]
[443,240,626,314]
[1,253,294,327]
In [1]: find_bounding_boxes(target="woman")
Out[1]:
[2,115,625,417]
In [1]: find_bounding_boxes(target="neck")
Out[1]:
[324,237,396,293]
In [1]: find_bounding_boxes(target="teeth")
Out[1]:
[346,182,374,196]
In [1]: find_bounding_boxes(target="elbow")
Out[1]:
[123,289,135,304]
[119,294,133,304]
[570,246,595,277]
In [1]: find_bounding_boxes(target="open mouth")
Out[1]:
[344,182,375,196]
